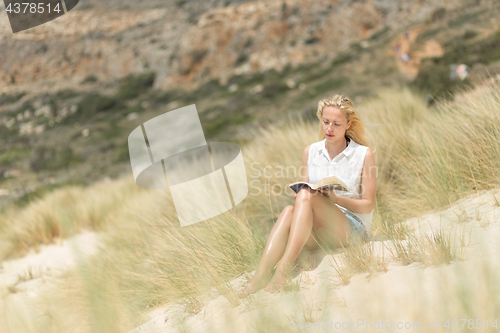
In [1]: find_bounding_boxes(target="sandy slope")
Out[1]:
[129,189,500,333]
[0,230,102,330]
[1,188,498,332]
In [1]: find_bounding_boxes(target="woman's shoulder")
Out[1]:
[306,139,325,153]
[303,139,324,161]
[349,140,373,158]
[351,140,370,151]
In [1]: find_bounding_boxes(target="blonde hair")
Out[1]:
[316,94,371,148]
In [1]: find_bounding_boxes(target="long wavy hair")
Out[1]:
[316,94,371,148]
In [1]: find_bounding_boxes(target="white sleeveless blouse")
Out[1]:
[307,138,373,232]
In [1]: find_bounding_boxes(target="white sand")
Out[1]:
[0,230,103,331]
[2,188,499,333]
[129,189,500,333]
[0,230,102,292]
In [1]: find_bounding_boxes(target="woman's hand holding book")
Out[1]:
[293,188,337,203]
[319,189,339,204]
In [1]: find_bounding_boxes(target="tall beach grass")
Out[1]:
[1,82,500,332]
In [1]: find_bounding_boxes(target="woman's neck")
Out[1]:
[325,136,349,157]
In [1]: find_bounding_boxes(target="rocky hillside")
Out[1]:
[0,0,477,93]
[0,0,500,210]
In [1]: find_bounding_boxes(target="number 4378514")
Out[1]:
[444,319,498,329]
[6,3,62,14]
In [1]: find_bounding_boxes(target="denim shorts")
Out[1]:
[343,211,367,242]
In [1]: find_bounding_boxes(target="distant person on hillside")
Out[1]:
[404,30,410,39]
[457,64,469,80]
[401,53,410,63]
[238,95,377,295]
[395,43,401,54]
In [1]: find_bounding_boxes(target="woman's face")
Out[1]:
[322,106,351,142]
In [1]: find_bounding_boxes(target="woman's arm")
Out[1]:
[301,144,311,183]
[327,148,377,214]
[294,145,311,199]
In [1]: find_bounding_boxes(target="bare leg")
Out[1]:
[238,202,320,297]
[265,188,351,292]
[238,205,295,297]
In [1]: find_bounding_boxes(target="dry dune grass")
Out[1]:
[365,84,500,231]
[0,178,146,260]
[1,82,500,332]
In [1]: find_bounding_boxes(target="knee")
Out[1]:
[296,188,314,203]
[296,188,321,204]
[276,205,294,226]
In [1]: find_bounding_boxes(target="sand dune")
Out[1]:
[0,230,102,330]
[1,189,498,332]
[129,189,500,332]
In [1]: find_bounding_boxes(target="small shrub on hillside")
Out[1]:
[226,71,268,89]
[0,92,25,107]
[415,28,440,43]
[0,125,18,141]
[447,9,487,28]
[201,111,252,138]
[367,26,390,42]
[7,101,36,118]
[0,148,30,167]
[81,75,98,84]
[331,53,352,67]
[462,29,478,40]
[195,79,222,96]
[115,142,130,162]
[13,180,88,208]
[258,82,289,99]
[76,93,119,119]
[29,145,82,171]
[117,72,156,100]
[54,89,79,100]
[312,78,347,96]
[430,7,446,22]
[304,36,320,45]
[100,123,123,140]
[150,89,184,105]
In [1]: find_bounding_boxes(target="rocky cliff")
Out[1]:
[0,0,467,94]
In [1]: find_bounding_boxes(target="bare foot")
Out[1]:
[264,268,291,293]
[237,275,270,298]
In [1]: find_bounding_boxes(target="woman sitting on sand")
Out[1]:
[239,95,376,295]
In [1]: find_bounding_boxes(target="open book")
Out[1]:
[289,175,350,194]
